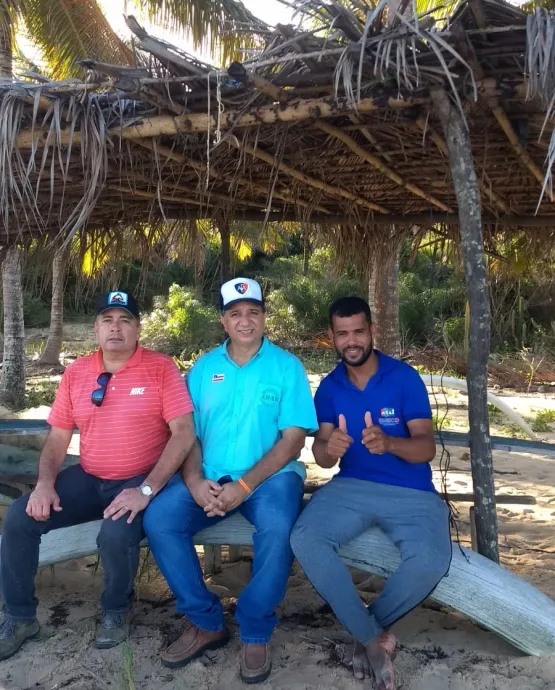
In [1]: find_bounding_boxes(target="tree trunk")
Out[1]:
[432,88,498,563]
[302,225,310,275]
[219,220,231,283]
[39,246,68,365]
[370,230,402,357]
[0,247,25,408]
[0,4,12,78]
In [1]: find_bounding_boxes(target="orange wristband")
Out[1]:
[238,477,252,494]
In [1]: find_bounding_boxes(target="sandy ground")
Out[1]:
[3,374,555,688]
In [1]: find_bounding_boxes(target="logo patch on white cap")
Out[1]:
[108,291,128,306]
[235,282,249,295]
[220,277,263,309]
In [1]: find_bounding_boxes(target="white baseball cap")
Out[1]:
[220,277,264,311]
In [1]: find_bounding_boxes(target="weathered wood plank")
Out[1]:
[0,444,79,477]
[203,545,222,576]
[0,516,553,656]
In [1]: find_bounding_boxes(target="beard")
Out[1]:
[336,342,374,367]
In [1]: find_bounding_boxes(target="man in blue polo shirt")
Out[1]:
[291,296,451,690]
[144,277,317,684]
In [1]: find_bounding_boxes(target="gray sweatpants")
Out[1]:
[290,477,452,644]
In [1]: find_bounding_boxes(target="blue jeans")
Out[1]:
[1,464,147,620]
[144,471,304,644]
[291,477,452,644]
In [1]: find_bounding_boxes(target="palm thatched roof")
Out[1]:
[2,0,555,245]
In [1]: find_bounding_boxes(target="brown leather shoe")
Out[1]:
[240,643,272,684]
[161,623,229,668]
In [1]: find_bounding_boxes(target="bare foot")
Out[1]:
[352,639,371,680]
[365,631,397,690]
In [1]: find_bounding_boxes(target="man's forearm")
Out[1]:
[243,433,305,491]
[387,435,436,464]
[181,440,205,488]
[311,437,339,469]
[145,432,196,495]
[36,429,72,487]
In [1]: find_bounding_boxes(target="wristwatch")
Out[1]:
[140,484,154,499]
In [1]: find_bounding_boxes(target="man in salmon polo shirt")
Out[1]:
[144,277,318,684]
[0,290,195,661]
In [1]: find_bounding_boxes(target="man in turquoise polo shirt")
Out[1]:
[144,277,317,684]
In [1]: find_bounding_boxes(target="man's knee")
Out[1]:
[290,520,319,561]
[97,516,143,552]
[2,494,36,539]
[405,545,451,590]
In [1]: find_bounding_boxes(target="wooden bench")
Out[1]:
[2,422,555,656]
[0,514,554,657]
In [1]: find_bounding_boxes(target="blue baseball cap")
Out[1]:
[96,291,140,319]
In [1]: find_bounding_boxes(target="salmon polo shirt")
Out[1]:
[47,346,194,480]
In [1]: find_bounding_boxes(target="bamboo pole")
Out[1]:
[230,139,389,214]
[133,139,331,214]
[15,94,430,150]
[316,120,454,213]
[432,87,498,563]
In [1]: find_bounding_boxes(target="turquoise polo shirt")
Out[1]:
[187,338,318,482]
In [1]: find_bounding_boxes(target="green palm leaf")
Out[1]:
[22,0,134,79]
[132,0,268,63]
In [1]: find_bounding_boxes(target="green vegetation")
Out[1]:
[531,409,555,432]
[141,286,222,360]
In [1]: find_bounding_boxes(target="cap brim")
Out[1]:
[96,305,139,318]
[222,298,264,311]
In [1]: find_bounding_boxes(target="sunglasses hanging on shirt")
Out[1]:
[91,372,112,407]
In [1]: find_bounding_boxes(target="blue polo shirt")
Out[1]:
[315,352,434,492]
[187,338,318,482]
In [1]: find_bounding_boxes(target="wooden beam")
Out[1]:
[162,209,555,227]
[229,139,389,214]
[15,94,430,150]
[432,88,498,563]
[7,515,555,656]
[133,139,331,215]
[315,120,454,213]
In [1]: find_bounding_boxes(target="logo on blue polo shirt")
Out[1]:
[379,408,400,426]
[260,387,280,405]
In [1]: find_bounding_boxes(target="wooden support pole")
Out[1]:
[315,120,454,213]
[15,94,430,150]
[230,139,389,214]
[431,88,499,563]
[228,545,242,562]
[203,545,221,576]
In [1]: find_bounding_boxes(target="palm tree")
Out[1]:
[39,243,69,366]
[0,0,265,397]
[0,246,25,407]
[1,0,265,80]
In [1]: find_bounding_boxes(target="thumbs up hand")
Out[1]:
[326,414,354,460]
[362,411,390,455]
